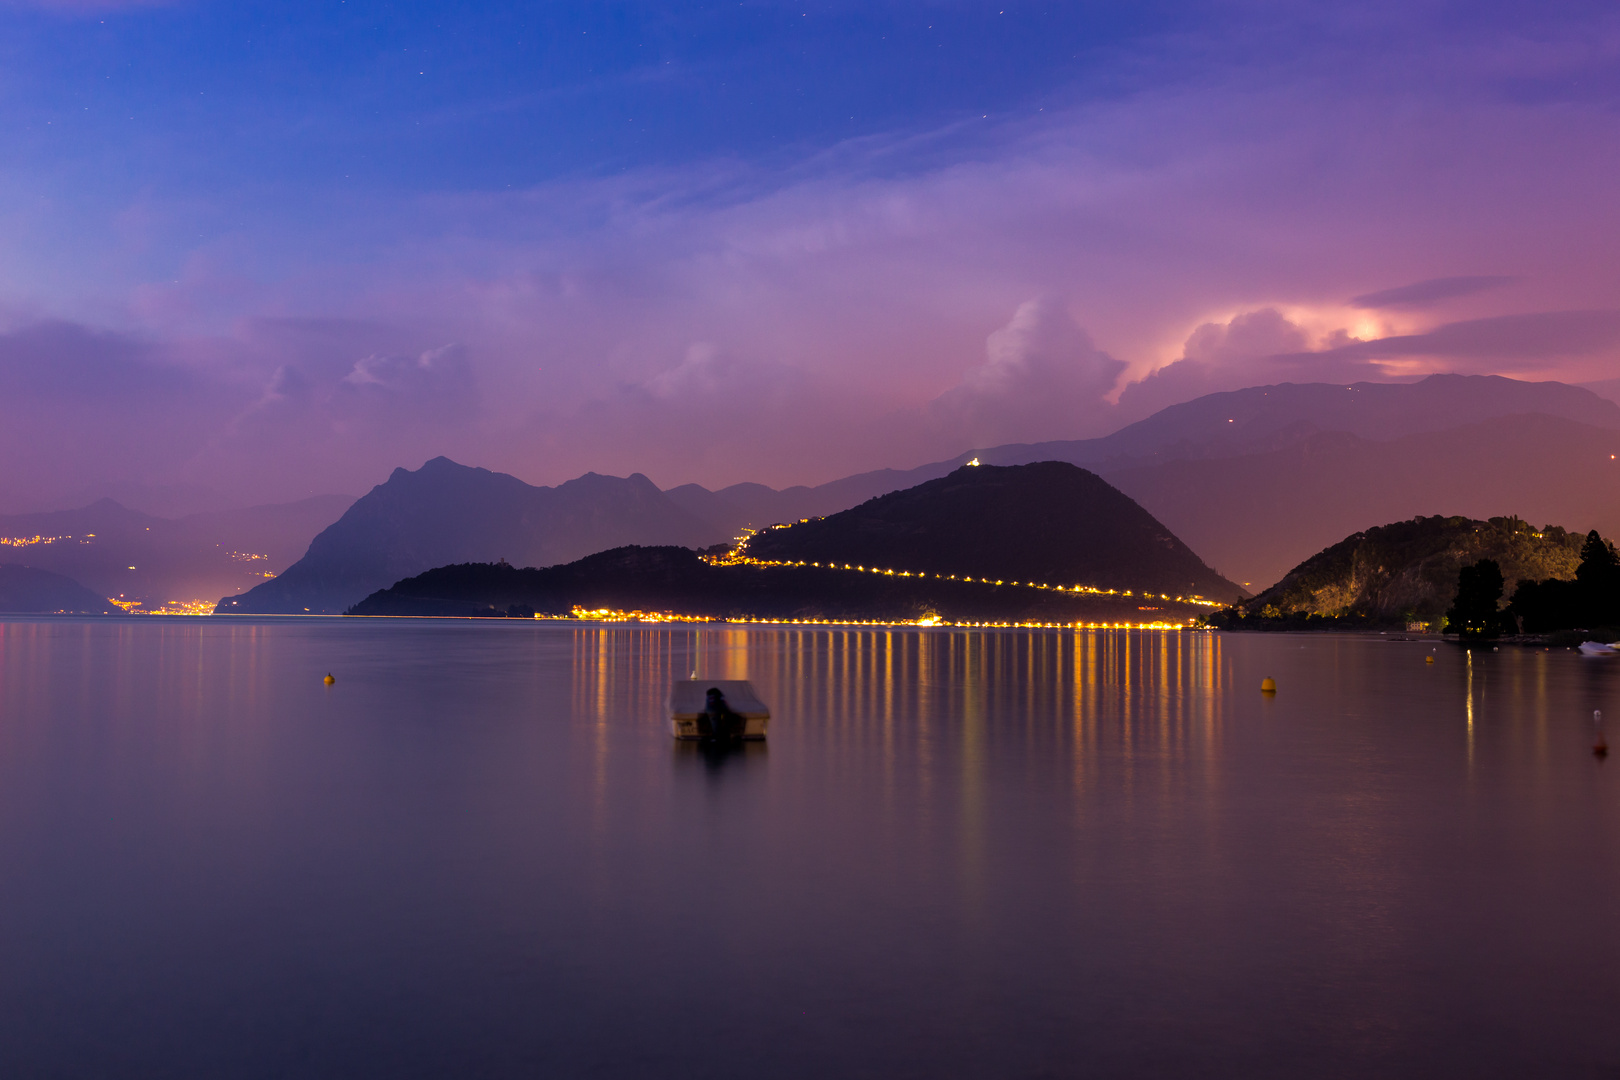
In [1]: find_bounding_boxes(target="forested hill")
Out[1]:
[347,546,1212,625]
[1234,516,1584,626]
[741,461,1244,604]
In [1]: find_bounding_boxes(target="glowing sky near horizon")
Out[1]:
[2,0,1619,506]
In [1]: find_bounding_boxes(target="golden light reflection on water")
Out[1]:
[564,626,1231,770]
[1467,650,1476,769]
[562,626,1237,921]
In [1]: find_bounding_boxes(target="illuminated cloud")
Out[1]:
[1116,310,1339,421]
[1309,310,1620,365]
[928,298,1126,445]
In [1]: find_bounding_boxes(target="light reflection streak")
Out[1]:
[1466,650,1475,767]
[563,627,1230,882]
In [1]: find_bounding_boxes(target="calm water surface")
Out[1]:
[0,619,1617,1078]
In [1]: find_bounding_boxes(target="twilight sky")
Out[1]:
[3,0,1619,508]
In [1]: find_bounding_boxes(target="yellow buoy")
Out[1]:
[1424,656,1435,664]
[323,673,335,685]
[1260,676,1276,694]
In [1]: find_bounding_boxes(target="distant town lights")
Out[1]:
[559,608,1194,630]
[705,548,1222,607]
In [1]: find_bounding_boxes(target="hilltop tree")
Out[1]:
[1510,529,1620,632]
[1445,559,1505,638]
[1576,530,1620,626]
[1509,576,1582,632]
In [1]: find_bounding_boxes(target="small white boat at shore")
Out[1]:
[1578,641,1618,656]
[669,680,770,740]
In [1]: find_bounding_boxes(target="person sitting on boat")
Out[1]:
[700,687,745,740]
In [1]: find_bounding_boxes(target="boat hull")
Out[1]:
[669,679,770,740]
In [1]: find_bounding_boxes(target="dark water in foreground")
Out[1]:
[0,619,1618,1079]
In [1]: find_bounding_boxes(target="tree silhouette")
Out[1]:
[1577,530,1620,626]
[1445,558,1504,638]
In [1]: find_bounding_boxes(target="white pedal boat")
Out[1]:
[669,680,770,740]
[1579,641,1619,656]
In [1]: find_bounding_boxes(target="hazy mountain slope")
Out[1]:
[182,495,356,569]
[742,462,1245,603]
[989,373,1620,469]
[0,564,118,614]
[218,457,728,615]
[15,481,236,519]
[669,375,1620,533]
[1234,516,1585,625]
[0,495,353,609]
[348,547,1211,624]
[1107,414,1620,591]
[661,484,749,542]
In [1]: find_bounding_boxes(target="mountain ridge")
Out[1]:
[217,457,726,615]
[0,563,119,615]
[0,494,354,609]
[742,461,1244,603]
[1222,515,1587,627]
[347,546,1213,625]
[665,374,1620,540]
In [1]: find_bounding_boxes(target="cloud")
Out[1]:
[8,4,1620,495]
[928,298,1125,445]
[1183,308,1311,367]
[1116,309,1351,420]
[0,320,196,400]
[0,317,493,509]
[642,342,808,407]
[0,320,251,510]
[1350,276,1519,310]
[1308,310,1620,364]
[507,342,910,485]
[1116,308,1620,424]
[338,344,478,418]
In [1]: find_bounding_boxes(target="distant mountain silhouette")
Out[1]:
[668,375,1620,588]
[0,494,352,610]
[741,461,1244,602]
[348,546,1212,624]
[0,564,117,614]
[1106,413,1620,590]
[218,457,726,615]
[11,481,238,519]
[664,467,955,539]
[979,373,1620,469]
[1225,515,1586,627]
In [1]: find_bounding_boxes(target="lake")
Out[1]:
[0,618,1616,1078]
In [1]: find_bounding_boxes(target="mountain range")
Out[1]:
[0,494,354,611]
[217,459,719,614]
[202,373,1620,616]
[348,544,1213,624]
[666,374,1620,588]
[0,564,120,615]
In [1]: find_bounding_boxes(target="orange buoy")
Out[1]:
[1425,656,1435,664]
[1260,676,1276,694]
[323,673,335,685]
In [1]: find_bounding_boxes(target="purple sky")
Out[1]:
[3,1,1619,508]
